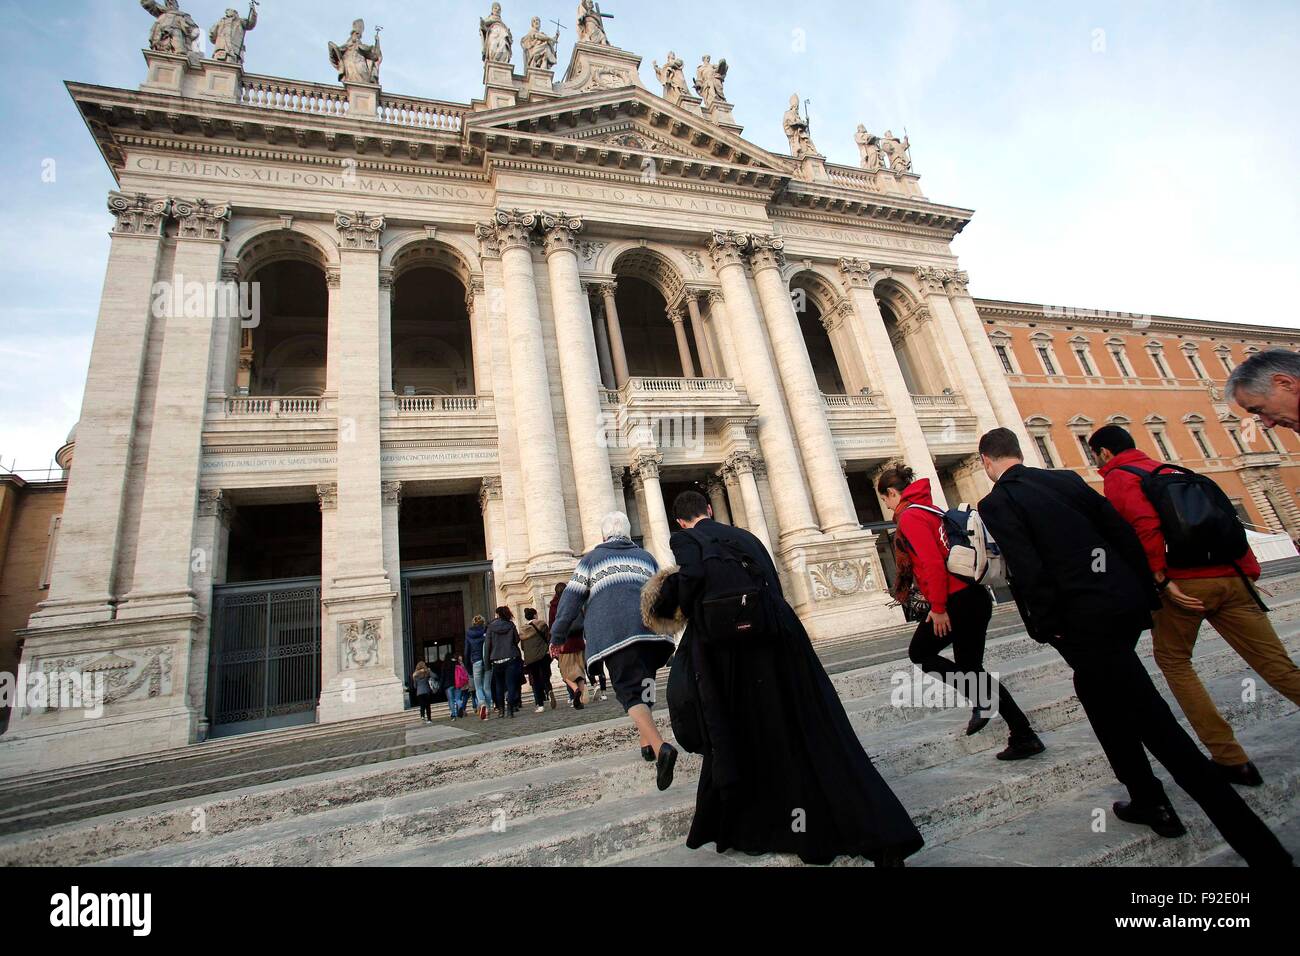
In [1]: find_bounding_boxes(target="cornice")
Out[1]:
[770,206,960,243]
[975,298,1300,344]
[486,157,774,201]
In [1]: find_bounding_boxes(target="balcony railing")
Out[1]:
[237,75,467,132]
[823,393,879,409]
[225,396,322,416]
[394,395,487,413]
[911,393,961,409]
[624,377,736,395]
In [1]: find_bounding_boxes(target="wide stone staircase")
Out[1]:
[2,607,1298,868]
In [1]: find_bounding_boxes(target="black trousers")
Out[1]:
[1055,626,1291,867]
[525,657,553,706]
[909,585,1033,738]
[490,661,521,711]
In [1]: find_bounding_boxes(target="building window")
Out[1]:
[1074,346,1095,377]
[1109,345,1133,377]
[1152,429,1174,461]
[1227,428,1248,456]
[1077,434,1098,467]
[1229,497,1252,528]
[1217,350,1235,375]
[1185,350,1207,380]
[1265,428,1283,453]
[995,344,1015,374]
[1035,436,1056,468]
[1149,348,1172,379]
[1036,345,1057,375]
[1191,428,1215,459]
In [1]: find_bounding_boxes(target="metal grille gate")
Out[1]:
[208,578,322,738]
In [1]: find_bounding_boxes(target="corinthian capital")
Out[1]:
[707,230,750,270]
[915,265,950,296]
[487,209,539,252]
[335,211,386,251]
[944,269,971,296]
[630,451,663,484]
[724,450,756,477]
[540,211,584,257]
[837,257,872,289]
[171,198,232,241]
[746,234,786,273]
[108,192,170,236]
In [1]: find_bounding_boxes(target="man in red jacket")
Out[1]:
[878,465,1044,761]
[1089,424,1300,787]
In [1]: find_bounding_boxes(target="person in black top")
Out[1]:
[976,427,1291,867]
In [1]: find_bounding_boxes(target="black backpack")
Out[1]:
[1116,464,1248,569]
[685,527,773,643]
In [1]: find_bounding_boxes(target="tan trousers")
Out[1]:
[1152,575,1300,766]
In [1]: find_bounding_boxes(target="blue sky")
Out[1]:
[1,0,1298,468]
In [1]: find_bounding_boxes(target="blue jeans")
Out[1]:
[447,685,465,718]
[472,660,491,711]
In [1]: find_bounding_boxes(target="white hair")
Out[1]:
[601,511,632,540]
[1227,348,1300,400]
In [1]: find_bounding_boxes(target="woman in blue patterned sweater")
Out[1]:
[550,512,680,790]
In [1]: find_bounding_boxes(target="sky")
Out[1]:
[1,0,1298,469]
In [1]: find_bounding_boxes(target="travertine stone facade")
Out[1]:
[3,16,1035,773]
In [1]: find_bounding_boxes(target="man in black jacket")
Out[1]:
[976,428,1291,867]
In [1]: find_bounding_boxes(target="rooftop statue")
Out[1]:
[784,94,818,158]
[210,3,259,64]
[855,124,882,173]
[140,0,200,56]
[880,130,912,173]
[576,0,611,45]
[521,16,559,70]
[329,18,382,84]
[480,3,513,65]
[693,55,728,109]
[652,51,689,100]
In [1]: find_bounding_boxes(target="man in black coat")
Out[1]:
[648,490,923,866]
[976,428,1291,867]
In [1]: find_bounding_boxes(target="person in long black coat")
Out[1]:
[644,490,924,866]
[976,427,1292,867]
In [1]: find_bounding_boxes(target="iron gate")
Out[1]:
[208,578,322,738]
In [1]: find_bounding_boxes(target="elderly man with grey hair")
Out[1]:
[550,512,680,789]
[1227,348,1300,433]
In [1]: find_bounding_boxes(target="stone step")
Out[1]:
[5,620,1297,867]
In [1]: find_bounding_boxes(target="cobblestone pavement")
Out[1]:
[2,571,1296,837]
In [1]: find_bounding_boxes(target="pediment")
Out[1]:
[466,86,794,177]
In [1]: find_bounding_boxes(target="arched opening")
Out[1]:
[244,260,329,397]
[790,272,850,395]
[391,266,474,396]
[236,233,331,398]
[610,248,700,379]
[878,299,924,394]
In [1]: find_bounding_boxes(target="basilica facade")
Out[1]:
[4,5,1043,772]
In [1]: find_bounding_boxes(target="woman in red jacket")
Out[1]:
[878,465,1044,761]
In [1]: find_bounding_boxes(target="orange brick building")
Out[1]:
[974,299,1300,539]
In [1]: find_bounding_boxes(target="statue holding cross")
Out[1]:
[576,0,611,46]
[522,16,559,70]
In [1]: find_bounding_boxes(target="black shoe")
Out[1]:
[995,734,1045,761]
[1214,760,1264,787]
[641,745,656,763]
[656,743,678,791]
[1114,800,1187,838]
[573,697,584,710]
[966,709,991,737]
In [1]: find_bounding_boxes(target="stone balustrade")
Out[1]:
[911,393,961,409]
[237,75,466,132]
[225,396,323,417]
[624,376,735,394]
[376,95,466,132]
[823,393,879,409]
[393,395,489,413]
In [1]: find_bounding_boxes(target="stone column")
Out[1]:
[708,232,819,544]
[29,194,170,627]
[319,211,405,722]
[722,464,748,530]
[748,235,859,534]
[941,270,1042,466]
[916,267,999,436]
[379,266,395,395]
[324,266,341,397]
[596,282,631,387]
[467,276,493,396]
[823,301,871,395]
[206,260,243,400]
[480,210,571,565]
[381,480,405,677]
[631,451,672,566]
[120,198,233,621]
[705,289,739,383]
[479,477,506,604]
[190,489,232,741]
[610,467,629,517]
[727,451,773,552]
[541,212,619,550]
[706,475,731,524]
[588,284,617,390]
[839,258,947,507]
[668,306,697,379]
[683,292,717,377]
